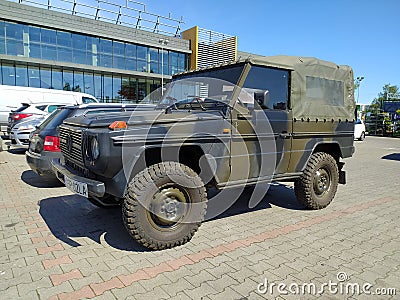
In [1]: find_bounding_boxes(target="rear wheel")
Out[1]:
[294,152,339,210]
[123,162,207,250]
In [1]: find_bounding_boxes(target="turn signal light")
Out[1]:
[43,136,61,152]
[109,121,127,130]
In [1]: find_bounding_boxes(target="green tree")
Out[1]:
[368,84,399,112]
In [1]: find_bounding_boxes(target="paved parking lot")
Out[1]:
[0,136,399,299]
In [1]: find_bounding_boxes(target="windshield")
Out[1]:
[154,64,245,111]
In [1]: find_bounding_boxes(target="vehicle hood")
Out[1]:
[62,109,225,128]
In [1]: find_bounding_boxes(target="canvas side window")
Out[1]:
[306,76,344,106]
[242,66,289,110]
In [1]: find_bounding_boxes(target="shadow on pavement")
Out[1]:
[38,183,303,252]
[21,170,64,188]
[38,195,148,252]
[382,153,400,161]
[206,182,304,221]
[7,148,27,154]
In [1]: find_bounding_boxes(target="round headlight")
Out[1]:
[91,137,100,160]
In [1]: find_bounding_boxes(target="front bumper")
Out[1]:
[52,159,106,198]
[10,131,30,148]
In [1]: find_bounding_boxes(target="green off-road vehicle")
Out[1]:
[53,56,355,250]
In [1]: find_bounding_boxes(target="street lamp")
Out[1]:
[355,76,364,103]
[159,38,169,95]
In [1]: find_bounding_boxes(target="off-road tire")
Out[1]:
[294,152,339,210]
[123,162,207,250]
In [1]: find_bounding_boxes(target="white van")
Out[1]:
[0,85,98,132]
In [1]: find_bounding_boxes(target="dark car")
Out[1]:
[26,103,155,177]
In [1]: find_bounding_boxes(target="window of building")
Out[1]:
[15,65,28,87]
[103,74,112,102]
[120,77,135,102]
[0,21,5,55]
[28,66,40,88]
[42,44,57,61]
[161,49,169,75]
[5,23,24,57]
[177,53,185,73]
[84,71,94,95]
[138,78,147,100]
[72,33,87,65]
[2,63,15,85]
[52,68,63,90]
[149,48,159,73]
[73,71,84,92]
[62,69,73,91]
[99,39,112,68]
[41,67,51,88]
[57,31,72,63]
[93,73,102,100]
[57,31,72,48]
[112,75,122,102]
[170,52,178,75]
[41,28,56,45]
[243,66,289,110]
[137,45,147,72]
[87,36,99,66]
[5,23,24,56]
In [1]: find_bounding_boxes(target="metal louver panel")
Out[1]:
[197,28,236,68]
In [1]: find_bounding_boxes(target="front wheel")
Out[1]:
[123,162,207,250]
[294,152,339,210]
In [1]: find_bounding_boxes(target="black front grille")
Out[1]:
[59,126,84,166]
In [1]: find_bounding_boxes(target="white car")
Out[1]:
[9,116,46,148]
[354,119,366,141]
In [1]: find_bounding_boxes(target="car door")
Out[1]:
[229,65,292,183]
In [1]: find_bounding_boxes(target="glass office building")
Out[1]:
[0,0,190,103]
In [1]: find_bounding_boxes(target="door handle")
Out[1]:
[279,131,290,139]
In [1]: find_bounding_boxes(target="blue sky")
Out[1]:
[141,0,399,104]
[42,0,398,104]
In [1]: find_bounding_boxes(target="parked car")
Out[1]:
[0,85,97,132]
[26,103,155,178]
[7,102,67,135]
[9,116,46,149]
[354,119,366,141]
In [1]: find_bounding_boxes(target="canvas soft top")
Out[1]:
[176,55,355,121]
[248,56,355,121]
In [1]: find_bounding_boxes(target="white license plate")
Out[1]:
[64,176,88,198]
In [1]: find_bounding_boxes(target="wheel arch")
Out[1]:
[312,142,342,162]
[129,144,217,187]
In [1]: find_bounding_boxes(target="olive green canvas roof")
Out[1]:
[248,55,355,121]
[176,55,355,121]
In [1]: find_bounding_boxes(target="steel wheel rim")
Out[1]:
[147,185,189,230]
[313,167,331,196]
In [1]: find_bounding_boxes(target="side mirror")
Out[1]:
[254,90,270,109]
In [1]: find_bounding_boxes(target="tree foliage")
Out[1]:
[368,84,399,111]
